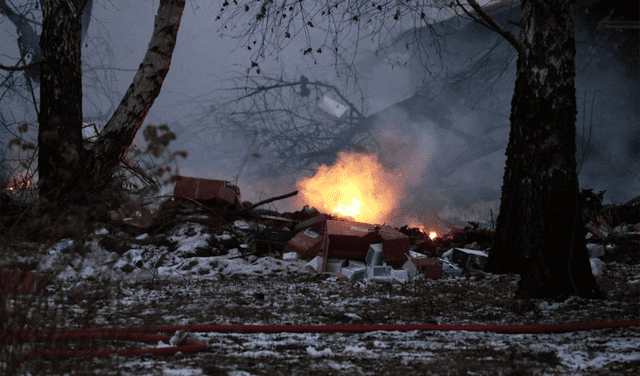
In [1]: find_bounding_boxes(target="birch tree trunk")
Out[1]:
[485,0,601,299]
[36,0,185,208]
[86,0,185,189]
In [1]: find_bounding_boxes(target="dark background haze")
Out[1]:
[1,0,638,224]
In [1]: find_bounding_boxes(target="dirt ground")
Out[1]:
[5,261,639,376]
[2,199,639,375]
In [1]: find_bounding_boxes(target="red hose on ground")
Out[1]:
[14,320,640,360]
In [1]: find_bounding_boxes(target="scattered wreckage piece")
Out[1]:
[325,219,410,269]
[411,257,443,280]
[283,223,328,261]
[292,220,442,283]
[451,248,489,270]
[173,175,242,209]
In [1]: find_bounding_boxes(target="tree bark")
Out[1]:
[37,0,87,206]
[85,0,185,192]
[485,0,601,299]
[36,0,185,208]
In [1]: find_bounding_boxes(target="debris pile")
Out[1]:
[1,176,638,289]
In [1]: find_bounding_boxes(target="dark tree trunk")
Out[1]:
[37,0,87,206]
[485,0,601,299]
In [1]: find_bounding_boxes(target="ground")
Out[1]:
[1,201,639,375]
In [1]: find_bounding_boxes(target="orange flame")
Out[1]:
[297,152,404,224]
[429,231,437,240]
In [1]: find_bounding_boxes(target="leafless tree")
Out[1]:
[189,71,379,178]
[0,0,185,212]
[217,0,602,299]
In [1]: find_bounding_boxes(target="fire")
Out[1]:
[408,219,438,240]
[297,152,404,224]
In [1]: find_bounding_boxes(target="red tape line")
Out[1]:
[14,320,639,359]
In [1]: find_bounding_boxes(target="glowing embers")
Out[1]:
[296,152,403,224]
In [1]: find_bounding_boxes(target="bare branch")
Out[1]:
[235,190,299,214]
[0,58,45,72]
[460,0,525,59]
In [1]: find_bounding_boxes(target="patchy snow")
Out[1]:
[2,214,639,375]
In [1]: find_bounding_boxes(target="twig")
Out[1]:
[234,190,299,214]
[120,158,156,186]
[458,0,525,59]
[0,58,44,72]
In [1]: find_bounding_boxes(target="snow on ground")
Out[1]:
[2,216,639,375]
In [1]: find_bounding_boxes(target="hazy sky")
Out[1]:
[1,1,638,222]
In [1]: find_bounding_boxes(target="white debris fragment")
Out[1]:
[341,262,367,281]
[282,252,300,262]
[392,269,410,284]
[590,258,604,277]
[306,256,323,273]
[402,259,418,279]
[326,259,346,273]
[94,227,109,235]
[365,243,384,267]
[441,259,463,276]
[368,265,393,284]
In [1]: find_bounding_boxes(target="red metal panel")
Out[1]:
[413,258,442,280]
[326,220,381,262]
[173,175,198,199]
[283,220,327,260]
[173,175,241,208]
[194,178,226,201]
[326,220,410,268]
[378,226,411,269]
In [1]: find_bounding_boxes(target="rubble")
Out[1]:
[173,175,242,209]
[41,175,637,287]
[451,248,489,270]
[587,243,605,258]
[340,262,367,281]
[411,257,443,280]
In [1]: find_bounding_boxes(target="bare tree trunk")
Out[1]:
[36,0,185,208]
[85,0,185,192]
[485,0,601,299]
[37,0,87,206]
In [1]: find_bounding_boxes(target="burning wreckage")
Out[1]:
[3,169,636,287]
[168,175,487,284]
